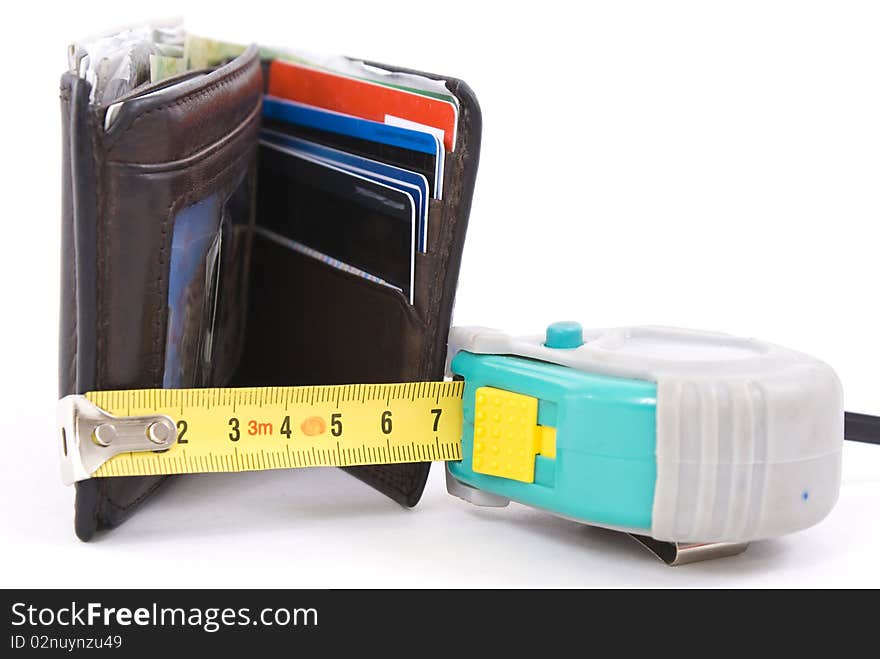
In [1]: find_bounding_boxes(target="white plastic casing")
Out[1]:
[447,326,843,544]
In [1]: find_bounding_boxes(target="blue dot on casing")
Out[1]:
[802,490,809,501]
[545,321,584,349]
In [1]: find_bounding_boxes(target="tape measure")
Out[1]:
[58,382,464,484]
[54,322,863,559]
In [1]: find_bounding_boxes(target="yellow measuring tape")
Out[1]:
[84,381,464,478]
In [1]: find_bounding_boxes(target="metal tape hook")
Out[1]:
[57,395,177,484]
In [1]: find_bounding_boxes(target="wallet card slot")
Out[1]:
[233,233,426,388]
[256,143,416,302]
[254,227,405,295]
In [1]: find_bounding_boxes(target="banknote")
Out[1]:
[182,34,248,70]
[70,23,184,104]
[150,54,185,83]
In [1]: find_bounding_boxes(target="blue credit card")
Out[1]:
[260,129,430,252]
[262,95,444,199]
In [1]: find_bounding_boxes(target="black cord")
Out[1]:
[845,412,880,445]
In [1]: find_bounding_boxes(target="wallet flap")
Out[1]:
[61,47,264,540]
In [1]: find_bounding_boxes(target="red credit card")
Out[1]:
[268,60,458,152]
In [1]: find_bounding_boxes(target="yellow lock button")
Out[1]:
[472,386,556,483]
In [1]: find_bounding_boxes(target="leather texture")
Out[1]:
[59,45,481,538]
[341,68,482,504]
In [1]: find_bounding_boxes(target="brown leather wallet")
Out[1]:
[59,44,481,540]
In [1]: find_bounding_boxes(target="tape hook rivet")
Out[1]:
[91,424,116,447]
[147,420,174,445]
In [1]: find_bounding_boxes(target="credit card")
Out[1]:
[260,129,430,252]
[267,48,461,108]
[268,60,458,151]
[262,96,444,199]
[258,142,416,302]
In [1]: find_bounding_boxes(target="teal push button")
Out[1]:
[545,321,584,349]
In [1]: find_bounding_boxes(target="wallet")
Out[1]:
[59,35,481,540]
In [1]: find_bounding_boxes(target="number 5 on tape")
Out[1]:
[57,382,464,484]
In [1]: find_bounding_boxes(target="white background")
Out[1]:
[1,1,879,587]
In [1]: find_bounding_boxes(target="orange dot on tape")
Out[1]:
[300,416,326,436]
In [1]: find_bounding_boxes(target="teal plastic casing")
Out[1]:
[448,351,658,531]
